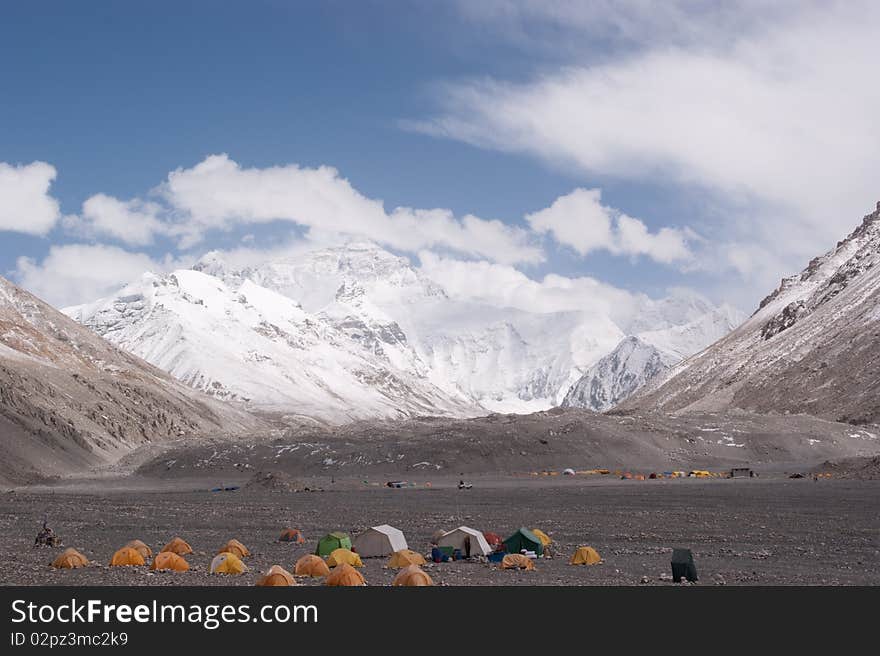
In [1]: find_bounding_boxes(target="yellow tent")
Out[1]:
[392,565,434,586]
[531,529,552,546]
[325,563,365,586]
[326,548,363,568]
[124,540,153,559]
[387,549,427,569]
[150,552,190,572]
[110,547,145,567]
[160,537,193,555]
[569,546,602,565]
[294,554,331,577]
[501,554,535,570]
[51,548,89,569]
[210,551,248,575]
[256,565,296,586]
[218,538,250,558]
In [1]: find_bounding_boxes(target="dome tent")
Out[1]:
[256,565,296,586]
[325,563,365,586]
[387,549,427,569]
[294,554,331,577]
[569,546,601,565]
[110,547,145,567]
[503,528,543,557]
[326,548,363,568]
[315,532,351,557]
[150,552,190,572]
[353,524,407,557]
[51,548,89,569]
[393,565,434,586]
[160,537,193,555]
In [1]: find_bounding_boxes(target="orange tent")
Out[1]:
[110,547,145,567]
[278,528,305,544]
[160,537,193,555]
[392,565,434,586]
[294,554,331,577]
[210,552,248,575]
[150,552,190,572]
[325,563,365,586]
[218,539,250,558]
[501,554,535,570]
[256,565,297,586]
[51,548,89,569]
[125,540,153,559]
[387,549,427,569]
[326,548,363,568]
[569,546,602,565]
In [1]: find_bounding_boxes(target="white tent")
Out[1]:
[436,526,492,557]
[353,524,408,557]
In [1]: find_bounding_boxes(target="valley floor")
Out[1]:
[2,476,878,586]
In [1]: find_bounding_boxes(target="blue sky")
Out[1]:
[2,1,879,311]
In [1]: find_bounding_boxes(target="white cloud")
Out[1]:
[0,161,61,236]
[14,244,188,307]
[415,2,880,285]
[160,154,543,264]
[526,188,692,263]
[66,193,166,246]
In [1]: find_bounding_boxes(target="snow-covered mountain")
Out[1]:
[561,336,676,412]
[65,243,742,422]
[626,201,880,424]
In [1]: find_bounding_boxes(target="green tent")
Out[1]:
[315,531,352,557]
[503,527,543,557]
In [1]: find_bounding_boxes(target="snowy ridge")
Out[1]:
[66,243,742,422]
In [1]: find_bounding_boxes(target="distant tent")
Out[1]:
[160,537,193,555]
[294,554,331,577]
[150,552,189,572]
[315,532,352,557]
[569,546,601,565]
[325,562,365,586]
[531,529,552,546]
[278,528,305,544]
[210,552,248,575]
[484,532,503,548]
[393,565,434,586]
[218,539,250,558]
[51,548,89,569]
[256,565,296,586]
[503,528,543,557]
[671,548,698,583]
[501,554,535,570]
[436,526,492,557]
[562,468,576,475]
[125,540,153,559]
[110,547,145,567]
[387,549,427,569]
[353,524,407,557]
[326,548,364,568]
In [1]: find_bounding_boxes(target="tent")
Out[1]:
[503,528,543,557]
[326,548,364,568]
[531,529,552,546]
[51,548,89,569]
[210,552,248,575]
[160,537,193,555]
[501,554,535,570]
[393,565,434,586]
[125,540,153,559]
[278,528,305,544]
[256,565,296,586]
[671,548,698,582]
[110,547,145,567]
[353,524,408,557]
[325,563,365,586]
[563,468,575,475]
[569,546,601,565]
[150,552,190,572]
[436,526,492,557]
[315,532,352,557]
[483,532,503,547]
[387,549,427,569]
[218,538,250,558]
[294,554,331,577]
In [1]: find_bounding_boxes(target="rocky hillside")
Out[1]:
[625,201,880,424]
[0,275,263,485]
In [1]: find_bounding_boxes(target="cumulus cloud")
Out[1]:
[0,161,62,235]
[158,154,542,264]
[415,1,880,284]
[66,193,167,246]
[15,244,189,307]
[526,188,691,263]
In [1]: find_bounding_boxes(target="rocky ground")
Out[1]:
[2,475,878,586]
